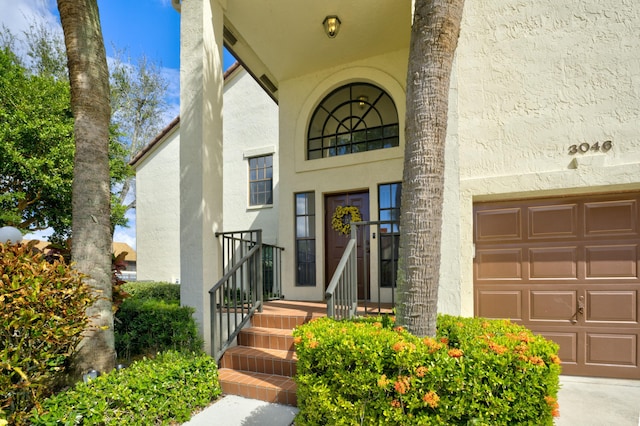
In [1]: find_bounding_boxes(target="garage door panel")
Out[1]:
[476,249,522,279]
[584,200,637,237]
[476,290,522,320]
[530,291,576,321]
[585,245,638,278]
[586,333,637,366]
[475,193,640,379]
[537,331,578,364]
[587,291,637,323]
[529,247,577,279]
[528,204,578,239]
[475,208,521,242]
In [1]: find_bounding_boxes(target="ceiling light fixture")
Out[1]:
[323,15,341,38]
[358,95,368,109]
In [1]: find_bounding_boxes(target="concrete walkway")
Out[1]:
[184,376,640,425]
[183,395,297,426]
[556,376,640,426]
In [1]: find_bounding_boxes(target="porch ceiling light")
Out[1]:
[358,95,368,109]
[323,15,341,38]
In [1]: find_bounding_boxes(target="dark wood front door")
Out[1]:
[325,192,370,299]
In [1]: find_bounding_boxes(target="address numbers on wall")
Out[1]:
[568,140,612,155]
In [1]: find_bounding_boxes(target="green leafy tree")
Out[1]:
[0,25,135,240]
[0,47,74,237]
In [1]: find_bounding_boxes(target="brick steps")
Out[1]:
[218,369,297,406]
[220,346,297,376]
[217,306,324,407]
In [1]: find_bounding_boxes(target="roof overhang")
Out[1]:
[221,1,412,99]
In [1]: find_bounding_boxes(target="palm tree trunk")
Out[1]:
[57,0,115,377]
[396,0,465,337]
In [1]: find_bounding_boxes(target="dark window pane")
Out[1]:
[368,140,383,151]
[307,83,398,160]
[295,192,316,286]
[384,124,399,137]
[306,193,315,213]
[249,155,273,206]
[367,127,382,140]
[309,150,322,160]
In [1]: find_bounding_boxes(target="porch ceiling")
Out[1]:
[223,0,412,82]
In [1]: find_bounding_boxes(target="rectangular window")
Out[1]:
[295,192,316,286]
[378,183,401,288]
[248,155,273,206]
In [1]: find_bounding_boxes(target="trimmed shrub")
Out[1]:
[115,299,202,360]
[30,350,222,425]
[121,281,180,303]
[115,282,201,360]
[294,315,561,425]
[0,242,94,425]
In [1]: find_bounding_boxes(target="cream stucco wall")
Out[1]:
[222,68,279,243]
[178,0,640,334]
[136,68,277,283]
[455,0,640,315]
[135,125,181,283]
[276,48,462,310]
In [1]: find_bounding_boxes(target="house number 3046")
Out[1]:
[568,140,612,155]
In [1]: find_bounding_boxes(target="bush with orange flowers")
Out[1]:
[293,314,560,425]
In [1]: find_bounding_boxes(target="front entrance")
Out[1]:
[474,193,640,379]
[325,192,370,299]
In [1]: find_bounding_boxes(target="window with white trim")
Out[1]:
[248,155,273,206]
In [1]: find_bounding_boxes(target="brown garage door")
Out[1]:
[474,193,640,379]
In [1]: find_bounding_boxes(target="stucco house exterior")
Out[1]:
[131,63,279,283]
[167,0,640,380]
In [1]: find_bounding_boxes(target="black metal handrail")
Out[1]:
[262,244,285,300]
[210,230,263,363]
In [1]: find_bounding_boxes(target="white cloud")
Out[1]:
[114,226,136,250]
[0,0,60,39]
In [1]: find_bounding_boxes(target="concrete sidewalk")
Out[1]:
[556,376,640,426]
[183,395,297,426]
[184,376,640,425]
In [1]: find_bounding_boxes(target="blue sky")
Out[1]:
[0,0,236,248]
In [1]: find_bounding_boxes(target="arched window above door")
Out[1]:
[307,83,399,160]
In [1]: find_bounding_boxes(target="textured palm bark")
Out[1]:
[397,0,465,337]
[57,0,115,377]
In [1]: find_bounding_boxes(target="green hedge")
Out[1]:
[30,351,222,425]
[115,297,202,360]
[294,315,561,425]
[0,243,93,426]
[121,281,180,303]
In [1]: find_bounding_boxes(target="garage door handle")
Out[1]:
[571,296,585,324]
[578,296,585,315]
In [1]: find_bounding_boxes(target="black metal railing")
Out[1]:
[263,244,284,300]
[210,230,284,363]
[210,230,262,363]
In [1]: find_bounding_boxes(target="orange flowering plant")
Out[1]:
[293,314,560,425]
